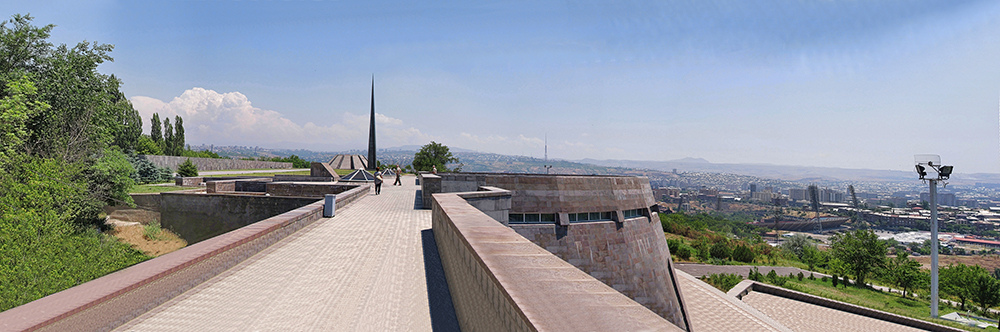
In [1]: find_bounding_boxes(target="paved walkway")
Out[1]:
[117,175,459,331]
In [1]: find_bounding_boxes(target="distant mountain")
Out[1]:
[669,157,710,164]
[383,145,476,153]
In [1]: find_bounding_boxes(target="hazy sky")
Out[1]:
[9,1,1000,173]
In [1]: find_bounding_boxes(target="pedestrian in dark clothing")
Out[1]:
[374,167,383,195]
[393,166,402,186]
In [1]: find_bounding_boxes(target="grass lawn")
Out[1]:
[130,184,199,194]
[779,277,994,331]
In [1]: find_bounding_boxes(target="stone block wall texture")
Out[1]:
[421,172,656,215]
[460,187,512,225]
[141,155,292,171]
[420,172,689,328]
[309,162,340,181]
[207,180,236,193]
[273,175,335,182]
[130,193,161,212]
[511,216,688,327]
[431,192,681,332]
[0,185,371,332]
[176,176,204,186]
[265,182,360,198]
[160,193,321,244]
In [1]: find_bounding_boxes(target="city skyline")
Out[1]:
[9,0,1000,173]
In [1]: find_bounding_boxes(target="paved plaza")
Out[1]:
[117,176,459,331]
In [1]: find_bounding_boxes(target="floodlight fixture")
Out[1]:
[939,166,953,179]
[915,165,927,179]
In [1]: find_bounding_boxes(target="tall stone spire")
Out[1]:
[367,76,376,170]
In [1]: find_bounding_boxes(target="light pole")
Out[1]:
[914,154,953,318]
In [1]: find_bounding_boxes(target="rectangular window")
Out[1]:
[541,214,556,222]
[569,213,578,222]
[510,214,524,222]
[525,214,540,222]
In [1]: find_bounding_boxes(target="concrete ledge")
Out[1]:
[0,185,370,332]
[432,191,682,331]
[729,281,965,332]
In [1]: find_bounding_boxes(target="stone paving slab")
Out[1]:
[742,291,926,332]
[117,176,458,332]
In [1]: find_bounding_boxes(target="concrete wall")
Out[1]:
[266,182,362,198]
[421,172,690,328]
[431,191,683,331]
[160,193,322,244]
[420,172,656,215]
[142,155,292,171]
[0,186,370,332]
[511,216,689,326]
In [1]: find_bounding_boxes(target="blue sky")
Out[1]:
[8,0,1000,173]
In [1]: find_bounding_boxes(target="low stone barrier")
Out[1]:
[431,190,682,331]
[0,185,369,332]
[728,281,965,332]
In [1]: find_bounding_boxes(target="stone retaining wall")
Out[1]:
[142,155,292,171]
[161,183,368,244]
[511,215,689,326]
[0,186,369,332]
[431,190,683,331]
[728,281,965,332]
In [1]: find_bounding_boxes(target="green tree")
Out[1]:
[710,241,731,260]
[882,252,924,298]
[830,229,886,287]
[173,115,185,156]
[781,234,813,259]
[971,268,1000,315]
[163,117,174,155]
[412,141,458,172]
[136,135,163,155]
[731,244,755,263]
[150,113,162,147]
[177,158,198,177]
[0,75,49,165]
[941,264,975,310]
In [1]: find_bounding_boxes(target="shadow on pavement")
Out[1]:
[414,190,424,210]
[421,228,460,331]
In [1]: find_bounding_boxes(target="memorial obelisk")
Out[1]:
[367,76,376,171]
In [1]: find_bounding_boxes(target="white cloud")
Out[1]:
[130,88,430,150]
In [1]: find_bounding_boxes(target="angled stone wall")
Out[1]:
[431,190,682,331]
[421,172,690,328]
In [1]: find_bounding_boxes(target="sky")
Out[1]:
[7,0,1000,173]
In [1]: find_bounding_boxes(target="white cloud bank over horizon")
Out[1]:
[130,88,432,151]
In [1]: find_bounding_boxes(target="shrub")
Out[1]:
[701,273,744,292]
[832,274,839,287]
[809,273,816,280]
[710,241,731,260]
[732,244,755,263]
[674,245,693,260]
[821,276,828,282]
[177,158,198,177]
[766,269,787,286]
[748,267,763,281]
[797,272,804,281]
[128,154,173,184]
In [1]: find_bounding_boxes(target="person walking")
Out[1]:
[374,167,383,195]
[393,165,402,186]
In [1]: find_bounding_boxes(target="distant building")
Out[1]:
[788,188,808,201]
[920,192,957,206]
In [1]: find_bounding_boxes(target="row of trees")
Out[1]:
[139,113,185,156]
[0,14,150,310]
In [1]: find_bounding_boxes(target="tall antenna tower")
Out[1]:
[543,134,552,174]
